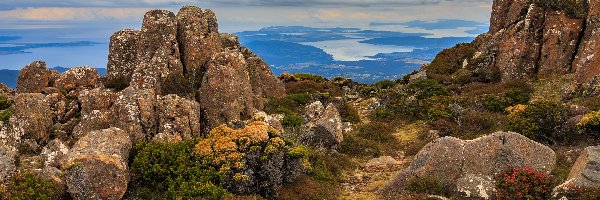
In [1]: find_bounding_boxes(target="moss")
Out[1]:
[1,173,57,200]
[405,176,448,196]
[0,108,13,123]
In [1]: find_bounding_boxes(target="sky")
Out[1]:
[0,0,493,70]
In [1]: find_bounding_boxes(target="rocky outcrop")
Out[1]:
[176,6,220,76]
[0,93,54,151]
[16,61,55,93]
[106,29,140,85]
[573,1,600,84]
[386,132,556,199]
[561,146,600,189]
[472,0,600,85]
[199,50,257,130]
[154,94,201,142]
[62,128,132,200]
[54,67,100,91]
[299,102,344,149]
[0,142,17,183]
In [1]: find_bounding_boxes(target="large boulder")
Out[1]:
[0,142,17,183]
[242,48,286,101]
[561,146,600,189]
[198,50,257,131]
[53,67,100,91]
[0,93,54,150]
[386,132,556,199]
[154,94,201,142]
[539,11,584,79]
[62,127,132,200]
[299,103,344,149]
[106,29,140,86]
[16,61,55,93]
[112,87,158,144]
[72,88,117,140]
[573,0,600,84]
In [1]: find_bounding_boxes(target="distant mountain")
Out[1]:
[360,36,475,48]
[0,41,100,55]
[0,67,106,88]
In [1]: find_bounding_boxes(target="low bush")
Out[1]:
[534,0,588,19]
[578,110,600,135]
[339,133,383,157]
[285,81,343,96]
[405,176,448,196]
[278,73,327,83]
[340,122,401,158]
[265,93,312,114]
[372,80,398,90]
[407,79,450,100]
[0,173,57,200]
[481,89,532,112]
[425,43,476,81]
[0,108,13,123]
[278,108,304,128]
[495,167,557,200]
[334,101,360,123]
[507,101,570,144]
[0,95,10,110]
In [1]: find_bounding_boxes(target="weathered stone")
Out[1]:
[199,50,256,131]
[388,132,556,199]
[54,66,100,91]
[253,111,284,134]
[0,142,16,183]
[300,103,344,149]
[0,83,13,94]
[176,6,221,76]
[304,101,324,122]
[16,61,54,93]
[131,10,184,92]
[489,0,528,33]
[40,139,69,168]
[364,156,402,172]
[154,94,201,142]
[494,4,545,82]
[62,127,132,200]
[564,146,600,188]
[106,29,140,85]
[242,48,286,101]
[113,87,157,144]
[539,11,583,79]
[2,93,54,147]
[572,0,600,84]
[72,88,117,140]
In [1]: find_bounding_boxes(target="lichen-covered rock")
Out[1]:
[62,127,132,200]
[16,61,55,93]
[299,103,344,149]
[40,139,69,168]
[386,132,556,199]
[573,0,600,84]
[0,142,17,183]
[562,146,600,188]
[72,88,116,140]
[242,48,286,101]
[199,50,256,131]
[106,29,140,85]
[0,83,13,94]
[489,0,528,34]
[131,10,184,93]
[154,94,201,142]
[303,101,325,122]
[494,4,545,82]
[539,11,583,79]
[113,87,157,144]
[53,66,100,91]
[176,6,221,76]
[1,93,54,149]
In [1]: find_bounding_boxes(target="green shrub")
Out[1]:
[0,108,13,123]
[407,79,450,100]
[425,43,476,82]
[335,101,360,123]
[507,101,570,143]
[419,96,456,121]
[372,80,397,90]
[1,173,57,200]
[534,0,588,19]
[279,109,304,128]
[0,95,10,110]
[265,93,312,114]
[495,167,557,200]
[285,81,343,96]
[339,133,383,157]
[130,140,227,200]
[481,89,532,112]
[354,122,395,144]
[405,176,448,196]
[278,73,327,83]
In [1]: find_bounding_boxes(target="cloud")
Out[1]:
[0,7,148,21]
[0,0,196,8]
[202,0,491,7]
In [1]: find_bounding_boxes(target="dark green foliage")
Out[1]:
[307,151,354,182]
[0,95,9,110]
[334,101,361,123]
[339,133,383,157]
[354,122,395,143]
[425,43,475,82]
[0,108,13,123]
[507,101,570,144]
[265,93,312,114]
[279,108,304,128]
[130,140,228,199]
[339,122,400,158]
[1,173,57,200]
[407,79,450,100]
[481,89,532,112]
[372,80,397,90]
[285,81,343,96]
[279,73,327,83]
[405,176,448,196]
[534,0,588,19]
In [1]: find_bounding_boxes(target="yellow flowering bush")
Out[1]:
[578,111,600,134]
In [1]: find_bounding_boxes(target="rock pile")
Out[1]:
[0,5,285,200]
